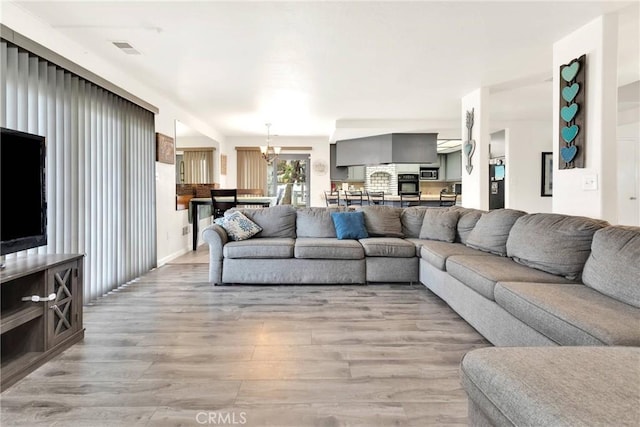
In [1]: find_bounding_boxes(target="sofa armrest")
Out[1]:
[202,224,228,284]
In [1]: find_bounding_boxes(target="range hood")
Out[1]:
[335,133,438,166]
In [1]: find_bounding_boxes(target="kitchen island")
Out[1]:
[333,192,461,207]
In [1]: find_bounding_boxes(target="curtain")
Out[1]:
[1,40,157,303]
[183,150,214,184]
[237,149,267,195]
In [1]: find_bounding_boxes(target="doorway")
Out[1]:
[271,154,310,207]
[618,137,639,226]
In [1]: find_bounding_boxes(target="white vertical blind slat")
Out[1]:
[1,41,156,302]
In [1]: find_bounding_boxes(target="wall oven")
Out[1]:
[397,173,419,194]
[420,168,439,180]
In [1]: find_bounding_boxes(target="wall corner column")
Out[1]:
[461,88,490,210]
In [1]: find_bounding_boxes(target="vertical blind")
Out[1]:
[236,149,267,195]
[1,40,157,303]
[183,150,214,183]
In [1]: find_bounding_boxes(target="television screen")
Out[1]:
[494,164,505,181]
[1,128,47,255]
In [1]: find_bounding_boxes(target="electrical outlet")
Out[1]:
[182,226,190,236]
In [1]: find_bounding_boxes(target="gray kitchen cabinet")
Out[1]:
[445,151,462,181]
[330,144,348,181]
[348,166,366,181]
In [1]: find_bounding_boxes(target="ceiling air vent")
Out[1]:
[112,41,141,55]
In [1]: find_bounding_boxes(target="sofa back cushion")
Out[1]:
[226,205,297,238]
[465,209,527,256]
[297,207,342,238]
[582,226,640,308]
[450,207,484,244]
[506,213,608,280]
[357,206,403,237]
[419,208,460,242]
[401,207,428,238]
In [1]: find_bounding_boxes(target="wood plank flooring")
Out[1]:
[0,260,490,426]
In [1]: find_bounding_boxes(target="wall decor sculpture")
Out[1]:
[559,55,586,168]
[463,108,475,174]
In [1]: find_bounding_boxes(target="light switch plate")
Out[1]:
[582,173,598,191]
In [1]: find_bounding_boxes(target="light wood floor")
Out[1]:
[1,253,490,426]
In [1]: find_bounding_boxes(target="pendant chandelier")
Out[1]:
[260,123,281,164]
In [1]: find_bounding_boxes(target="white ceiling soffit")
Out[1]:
[7,0,638,138]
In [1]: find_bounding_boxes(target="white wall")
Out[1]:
[552,14,619,222]
[0,3,225,265]
[226,136,331,207]
[461,88,490,210]
[499,121,553,213]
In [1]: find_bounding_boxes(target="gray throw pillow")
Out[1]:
[507,213,608,280]
[357,206,403,237]
[582,226,640,308]
[465,208,527,256]
[419,208,460,242]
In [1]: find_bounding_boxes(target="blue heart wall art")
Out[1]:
[561,146,578,164]
[561,104,579,122]
[559,54,586,169]
[562,83,580,103]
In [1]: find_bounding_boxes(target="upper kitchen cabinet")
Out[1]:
[330,144,348,181]
[445,151,462,181]
[348,166,366,181]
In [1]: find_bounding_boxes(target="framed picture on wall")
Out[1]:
[541,152,553,197]
[156,133,175,164]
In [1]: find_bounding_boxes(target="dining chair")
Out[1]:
[400,191,422,207]
[344,190,364,206]
[439,193,458,207]
[367,191,385,205]
[210,188,238,218]
[324,191,339,207]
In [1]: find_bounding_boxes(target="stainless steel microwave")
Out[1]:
[420,168,439,180]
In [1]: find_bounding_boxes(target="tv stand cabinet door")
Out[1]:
[46,259,82,349]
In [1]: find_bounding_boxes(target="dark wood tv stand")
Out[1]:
[0,254,84,391]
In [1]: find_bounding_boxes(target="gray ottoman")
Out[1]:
[460,347,640,426]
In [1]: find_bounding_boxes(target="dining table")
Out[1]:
[189,196,276,250]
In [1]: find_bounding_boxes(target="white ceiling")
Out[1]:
[8,1,639,139]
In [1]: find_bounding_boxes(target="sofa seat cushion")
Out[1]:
[446,255,574,301]
[294,238,364,260]
[420,241,493,271]
[405,238,425,257]
[359,237,416,258]
[495,282,640,346]
[223,238,294,259]
[461,347,640,427]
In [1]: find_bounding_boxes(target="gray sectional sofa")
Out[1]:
[203,204,640,425]
[203,204,640,347]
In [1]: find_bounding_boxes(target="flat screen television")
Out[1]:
[1,127,47,255]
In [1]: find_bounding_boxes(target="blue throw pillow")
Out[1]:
[331,211,369,240]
